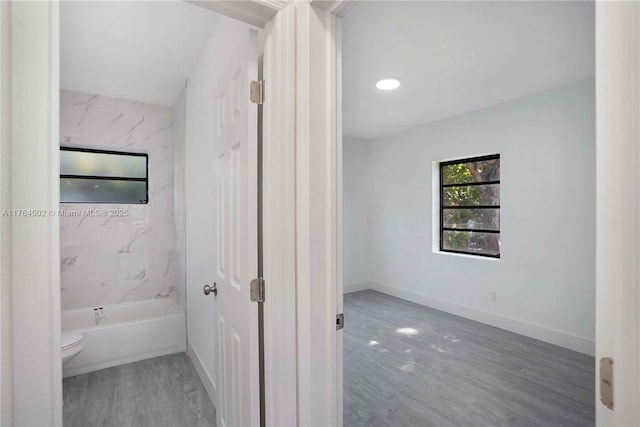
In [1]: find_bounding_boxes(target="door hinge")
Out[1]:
[250,277,265,303]
[600,357,614,410]
[250,80,265,105]
[336,313,344,330]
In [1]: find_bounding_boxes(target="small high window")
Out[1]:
[60,147,148,204]
[440,154,500,258]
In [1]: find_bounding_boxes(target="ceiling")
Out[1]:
[342,1,595,140]
[61,1,220,106]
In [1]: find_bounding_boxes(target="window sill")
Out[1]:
[433,250,500,261]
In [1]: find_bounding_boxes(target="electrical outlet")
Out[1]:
[490,291,497,302]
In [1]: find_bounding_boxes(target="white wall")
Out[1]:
[344,80,596,355]
[342,136,370,289]
[60,90,176,310]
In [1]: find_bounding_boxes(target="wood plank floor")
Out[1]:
[63,353,216,427]
[343,290,595,427]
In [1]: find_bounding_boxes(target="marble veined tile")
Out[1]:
[60,90,176,310]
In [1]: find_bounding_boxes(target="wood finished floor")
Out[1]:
[343,290,595,427]
[63,353,216,427]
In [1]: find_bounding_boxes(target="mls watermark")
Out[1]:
[1,208,130,218]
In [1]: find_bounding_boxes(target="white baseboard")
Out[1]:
[188,342,217,405]
[343,281,374,294]
[366,281,595,356]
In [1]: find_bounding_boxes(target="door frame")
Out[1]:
[3,2,62,426]
[595,1,640,425]
[259,1,347,425]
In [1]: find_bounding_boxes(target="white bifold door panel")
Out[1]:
[186,17,259,427]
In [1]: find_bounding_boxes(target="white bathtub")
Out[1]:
[62,298,186,378]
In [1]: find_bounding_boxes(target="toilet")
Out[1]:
[61,332,83,366]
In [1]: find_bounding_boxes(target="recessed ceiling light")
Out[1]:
[376,78,400,91]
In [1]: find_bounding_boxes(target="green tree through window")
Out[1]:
[440,155,500,257]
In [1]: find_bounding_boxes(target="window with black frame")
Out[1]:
[440,154,500,258]
[60,147,149,204]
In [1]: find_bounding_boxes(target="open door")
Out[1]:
[185,17,259,427]
[211,28,259,427]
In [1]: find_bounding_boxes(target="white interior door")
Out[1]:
[186,18,259,427]
[212,29,259,427]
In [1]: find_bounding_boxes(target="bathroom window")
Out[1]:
[440,154,500,258]
[60,147,148,204]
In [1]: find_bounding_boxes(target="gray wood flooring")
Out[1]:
[344,290,595,427]
[63,353,216,427]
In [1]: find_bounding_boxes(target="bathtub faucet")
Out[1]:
[93,307,106,325]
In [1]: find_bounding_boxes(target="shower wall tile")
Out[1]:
[60,90,175,310]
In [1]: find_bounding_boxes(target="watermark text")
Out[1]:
[1,208,130,218]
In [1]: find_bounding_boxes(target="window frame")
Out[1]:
[439,154,500,258]
[60,146,149,204]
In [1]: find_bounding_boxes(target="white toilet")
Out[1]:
[61,332,84,366]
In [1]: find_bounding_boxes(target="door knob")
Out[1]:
[203,283,218,296]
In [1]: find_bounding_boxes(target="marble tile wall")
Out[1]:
[60,90,176,310]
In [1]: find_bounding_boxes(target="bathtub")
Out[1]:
[62,298,186,378]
